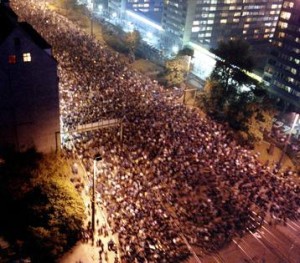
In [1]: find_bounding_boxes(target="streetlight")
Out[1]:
[92,153,102,244]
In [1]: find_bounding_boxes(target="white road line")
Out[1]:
[212,255,221,263]
[232,239,255,263]
[180,234,203,263]
[261,226,284,244]
[286,222,298,232]
[289,221,300,231]
[248,230,270,251]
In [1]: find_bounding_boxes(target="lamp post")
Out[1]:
[277,113,299,168]
[90,0,94,36]
[92,153,102,244]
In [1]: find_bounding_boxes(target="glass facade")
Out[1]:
[162,0,283,49]
[263,0,300,107]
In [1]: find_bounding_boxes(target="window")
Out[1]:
[23,53,31,62]
[291,68,297,75]
[278,21,288,29]
[280,11,291,20]
[8,55,16,64]
[192,26,200,32]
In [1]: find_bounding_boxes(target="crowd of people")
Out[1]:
[11,0,300,262]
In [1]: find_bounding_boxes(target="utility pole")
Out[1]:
[90,0,94,36]
[92,153,102,245]
[277,113,299,169]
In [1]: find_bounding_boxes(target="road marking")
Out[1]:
[232,239,255,263]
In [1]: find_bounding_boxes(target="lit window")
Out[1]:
[278,22,288,29]
[291,68,297,75]
[192,26,200,32]
[280,11,291,20]
[8,55,16,64]
[23,53,31,62]
[220,19,227,24]
[283,1,294,8]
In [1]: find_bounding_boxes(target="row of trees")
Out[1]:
[0,149,85,262]
[162,40,276,145]
[202,40,276,145]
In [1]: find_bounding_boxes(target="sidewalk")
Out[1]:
[59,159,120,263]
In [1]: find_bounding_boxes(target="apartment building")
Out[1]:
[263,0,300,110]
[162,0,283,49]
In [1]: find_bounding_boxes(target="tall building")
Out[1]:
[107,0,163,22]
[263,0,300,110]
[0,4,60,152]
[126,0,163,22]
[108,0,126,17]
[162,0,283,50]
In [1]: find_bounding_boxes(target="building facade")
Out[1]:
[162,0,283,50]
[263,0,300,110]
[126,0,163,22]
[108,0,126,17]
[107,0,163,22]
[0,4,60,152]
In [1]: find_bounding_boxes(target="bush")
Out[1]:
[0,150,85,262]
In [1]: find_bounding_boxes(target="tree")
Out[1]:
[178,47,194,58]
[124,30,141,61]
[201,79,276,145]
[210,39,254,94]
[163,55,191,86]
[0,150,85,262]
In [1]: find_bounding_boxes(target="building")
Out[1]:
[0,4,60,152]
[107,0,126,17]
[162,0,283,50]
[263,0,300,111]
[126,0,163,23]
[107,0,163,22]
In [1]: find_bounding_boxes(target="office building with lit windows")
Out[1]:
[126,0,163,22]
[162,0,283,50]
[0,4,60,152]
[108,0,126,17]
[263,0,300,110]
[108,0,163,22]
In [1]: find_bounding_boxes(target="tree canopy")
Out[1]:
[124,30,141,51]
[210,39,254,93]
[162,55,191,86]
[200,40,277,145]
[0,150,85,262]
